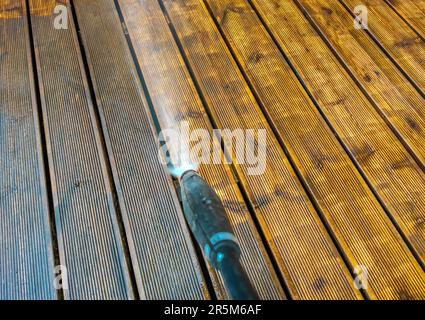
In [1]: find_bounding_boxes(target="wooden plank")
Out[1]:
[72,0,209,299]
[116,0,287,300]
[385,0,425,38]
[28,0,134,299]
[169,0,425,300]
[341,0,425,93]
[291,0,425,167]
[0,0,56,300]
[234,0,425,268]
[118,0,359,300]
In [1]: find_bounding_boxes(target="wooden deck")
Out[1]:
[0,0,424,300]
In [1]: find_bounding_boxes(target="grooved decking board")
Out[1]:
[340,0,425,91]
[252,1,423,242]
[161,0,362,301]
[119,0,359,300]
[289,0,425,166]
[253,0,425,267]
[170,0,425,300]
[0,0,56,300]
[385,0,425,38]
[29,0,133,299]
[207,0,425,299]
[116,0,285,301]
[72,0,208,299]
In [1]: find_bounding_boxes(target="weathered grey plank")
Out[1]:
[29,0,133,299]
[0,0,56,300]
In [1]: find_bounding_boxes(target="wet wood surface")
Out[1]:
[1,0,424,299]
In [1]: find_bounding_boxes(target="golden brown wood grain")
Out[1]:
[341,0,425,91]
[0,0,56,299]
[288,0,425,167]
[2,0,424,300]
[28,0,56,16]
[162,0,364,300]
[248,0,425,265]
[117,0,362,300]
[0,0,23,18]
[203,0,425,300]
[385,0,425,38]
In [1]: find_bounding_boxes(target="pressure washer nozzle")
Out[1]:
[179,170,259,300]
[180,170,240,267]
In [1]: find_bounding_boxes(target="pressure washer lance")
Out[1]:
[178,169,259,300]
